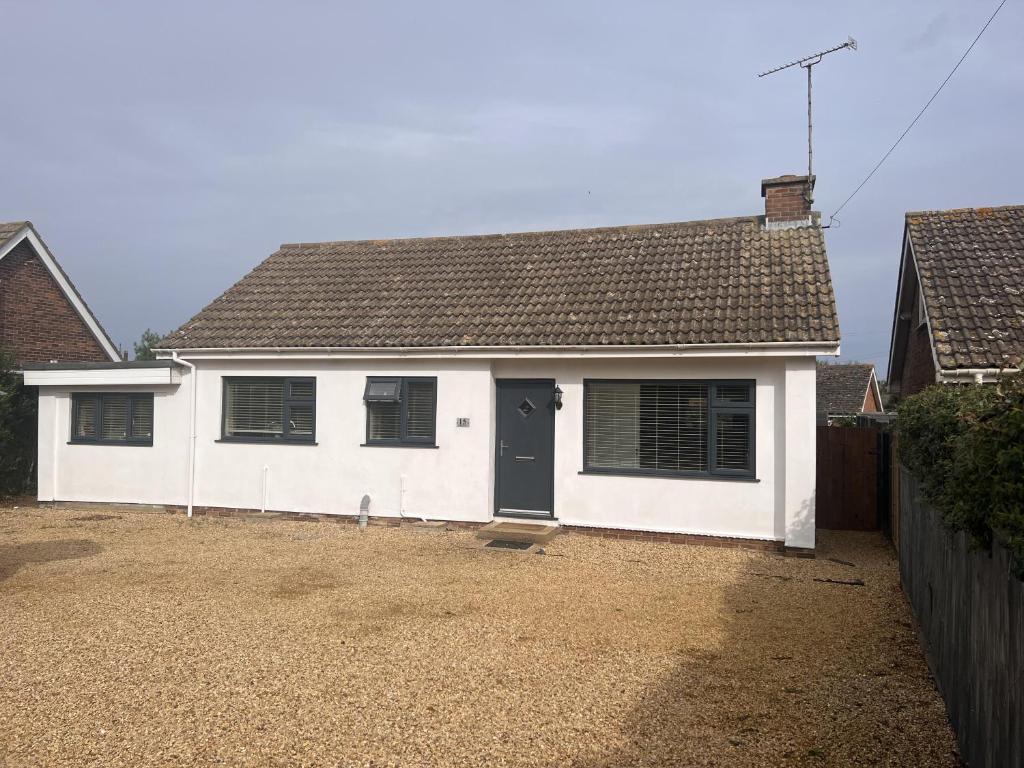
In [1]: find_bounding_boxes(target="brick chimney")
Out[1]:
[761,174,815,228]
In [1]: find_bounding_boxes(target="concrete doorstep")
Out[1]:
[476,520,560,545]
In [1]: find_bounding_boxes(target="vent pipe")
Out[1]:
[358,495,370,529]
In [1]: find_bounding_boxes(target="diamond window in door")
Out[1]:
[517,398,536,418]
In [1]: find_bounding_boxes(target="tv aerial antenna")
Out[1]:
[758,37,857,204]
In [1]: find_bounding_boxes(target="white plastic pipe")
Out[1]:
[938,367,1020,384]
[261,465,269,514]
[171,352,198,518]
[51,395,60,501]
[398,474,428,522]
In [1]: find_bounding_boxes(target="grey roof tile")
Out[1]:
[817,363,874,416]
[0,221,29,248]
[908,206,1024,370]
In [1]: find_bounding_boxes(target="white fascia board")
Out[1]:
[24,367,182,387]
[906,237,943,382]
[868,369,885,414]
[0,227,121,362]
[154,341,841,361]
[886,228,912,380]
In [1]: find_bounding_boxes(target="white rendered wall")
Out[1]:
[36,384,190,505]
[782,357,817,549]
[190,359,494,521]
[36,354,817,543]
[492,357,799,541]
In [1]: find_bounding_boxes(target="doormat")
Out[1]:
[485,539,533,551]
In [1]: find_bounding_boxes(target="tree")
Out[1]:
[0,349,38,497]
[133,329,163,361]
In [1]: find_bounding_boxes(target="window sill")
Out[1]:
[360,442,439,449]
[68,440,153,447]
[578,469,759,483]
[216,438,318,446]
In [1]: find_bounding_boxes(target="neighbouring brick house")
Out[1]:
[888,206,1024,402]
[0,221,120,365]
[816,363,883,424]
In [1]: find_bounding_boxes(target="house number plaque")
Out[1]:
[456,418,470,427]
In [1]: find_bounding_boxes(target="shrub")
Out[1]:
[829,415,858,427]
[0,349,37,497]
[897,372,1024,574]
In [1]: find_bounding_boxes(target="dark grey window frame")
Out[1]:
[581,378,756,480]
[219,376,317,444]
[362,376,438,448]
[70,392,154,446]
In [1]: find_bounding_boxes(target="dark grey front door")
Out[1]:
[495,379,555,518]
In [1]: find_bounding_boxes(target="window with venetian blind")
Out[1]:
[583,380,755,478]
[363,377,437,446]
[71,393,154,445]
[221,377,316,443]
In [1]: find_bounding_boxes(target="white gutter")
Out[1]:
[938,367,1021,384]
[172,352,198,518]
[153,340,841,360]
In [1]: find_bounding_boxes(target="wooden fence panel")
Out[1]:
[815,426,880,530]
[899,472,1024,768]
[889,434,901,551]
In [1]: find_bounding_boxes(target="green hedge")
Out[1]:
[897,372,1024,576]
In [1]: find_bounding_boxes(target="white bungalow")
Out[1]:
[26,174,837,554]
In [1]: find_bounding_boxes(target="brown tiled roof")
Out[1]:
[160,216,839,350]
[816,363,874,416]
[908,206,1024,370]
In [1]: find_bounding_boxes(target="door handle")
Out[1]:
[514,456,535,461]
[500,440,510,456]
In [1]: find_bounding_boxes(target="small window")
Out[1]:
[583,380,754,478]
[364,377,437,447]
[71,393,154,445]
[364,379,400,402]
[222,377,316,443]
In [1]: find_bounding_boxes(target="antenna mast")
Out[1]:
[758,37,857,204]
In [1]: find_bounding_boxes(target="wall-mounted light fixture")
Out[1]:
[553,384,563,410]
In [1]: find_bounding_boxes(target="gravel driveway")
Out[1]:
[0,505,957,767]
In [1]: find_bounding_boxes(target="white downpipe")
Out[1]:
[398,473,428,523]
[172,352,198,518]
[261,465,269,514]
[51,396,60,501]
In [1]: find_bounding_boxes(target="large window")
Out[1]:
[71,393,154,445]
[364,377,437,447]
[583,380,755,478]
[222,377,316,443]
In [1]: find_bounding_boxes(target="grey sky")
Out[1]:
[2,1,1020,372]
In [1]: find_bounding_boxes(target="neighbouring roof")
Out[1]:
[0,220,121,362]
[816,363,875,416]
[0,220,28,244]
[160,216,839,350]
[907,206,1024,370]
